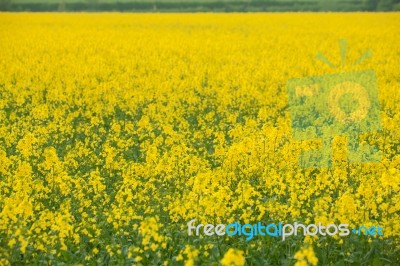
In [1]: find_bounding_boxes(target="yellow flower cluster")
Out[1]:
[294,246,318,266]
[221,248,245,266]
[0,12,399,265]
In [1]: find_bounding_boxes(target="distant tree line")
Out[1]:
[1,0,399,12]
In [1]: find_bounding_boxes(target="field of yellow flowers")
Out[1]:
[0,13,399,265]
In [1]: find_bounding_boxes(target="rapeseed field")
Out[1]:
[0,13,399,265]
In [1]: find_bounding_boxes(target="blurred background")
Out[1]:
[1,0,399,12]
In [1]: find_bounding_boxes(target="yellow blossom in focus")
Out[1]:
[221,248,245,266]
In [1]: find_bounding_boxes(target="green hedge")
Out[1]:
[0,0,399,12]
